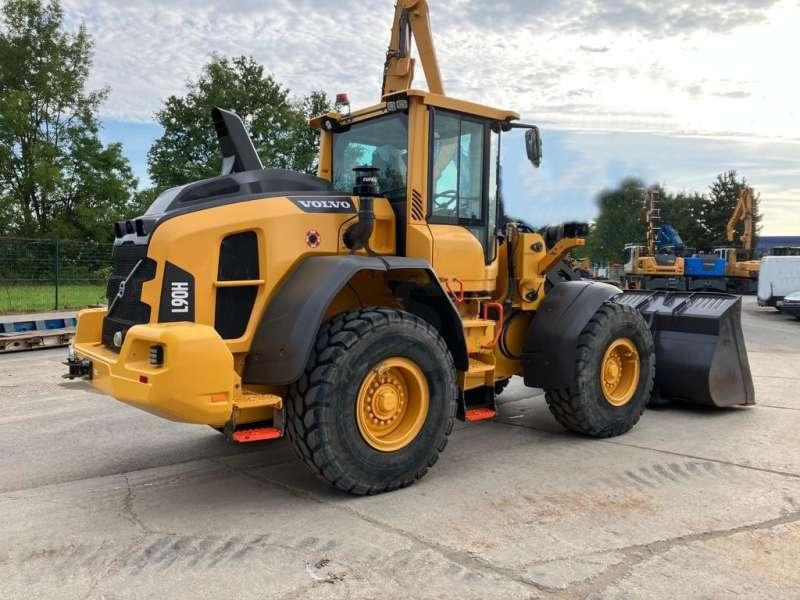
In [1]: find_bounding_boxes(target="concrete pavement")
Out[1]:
[1,296,798,599]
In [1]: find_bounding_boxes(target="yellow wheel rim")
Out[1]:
[600,338,640,407]
[356,357,429,452]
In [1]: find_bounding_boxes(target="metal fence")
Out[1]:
[0,237,112,315]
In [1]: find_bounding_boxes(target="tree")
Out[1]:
[146,56,330,192]
[660,191,708,252]
[704,170,760,251]
[0,0,137,240]
[585,178,647,263]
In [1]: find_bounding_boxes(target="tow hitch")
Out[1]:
[63,345,93,380]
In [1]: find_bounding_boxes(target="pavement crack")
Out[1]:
[757,404,800,412]
[595,439,800,480]
[210,458,555,594]
[528,507,800,597]
[120,474,152,534]
[495,418,800,481]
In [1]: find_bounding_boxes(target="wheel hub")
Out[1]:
[356,358,429,452]
[600,338,640,407]
[367,379,404,423]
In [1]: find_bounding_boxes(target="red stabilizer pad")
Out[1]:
[465,408,496,422]
[232,427,283,443]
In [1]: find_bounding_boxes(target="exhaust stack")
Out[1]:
[211,107,263,175]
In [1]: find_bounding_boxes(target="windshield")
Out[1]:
[332,113,408,203]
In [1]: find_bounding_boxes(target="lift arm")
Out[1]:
[727,187,754,251]
[382,0,444,98]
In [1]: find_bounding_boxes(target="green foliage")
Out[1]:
[586,170,760,262]
[146,55,331,192]
[585,178,647,263]
[0,0,137,240]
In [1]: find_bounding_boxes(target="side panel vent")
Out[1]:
[218,231,259,280]
[215,231,260,339]
[411,189,424,221]
[215,287,257,339]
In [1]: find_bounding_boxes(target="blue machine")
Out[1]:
[656,224,684,250]
[685,255,727,277]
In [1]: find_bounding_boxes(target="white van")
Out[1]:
[758,256,800,308]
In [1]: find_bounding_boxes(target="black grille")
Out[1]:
[218,231,259,280]
[215,287,257,339]
[102,243,156,350]
[215,232,259,339]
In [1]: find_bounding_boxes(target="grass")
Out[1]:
[0,283,106,315]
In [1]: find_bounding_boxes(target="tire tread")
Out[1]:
[286,308,457,495]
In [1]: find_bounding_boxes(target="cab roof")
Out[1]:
[309,89,520,129]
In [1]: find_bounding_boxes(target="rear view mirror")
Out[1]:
[525,127,542,168]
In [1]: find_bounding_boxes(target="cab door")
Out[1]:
[426,108,500,291]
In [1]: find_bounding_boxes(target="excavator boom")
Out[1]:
[727,187,754,250]
[382,0,443,97]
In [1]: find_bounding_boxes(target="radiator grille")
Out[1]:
[102,243,155,350]
[215,231,260,339]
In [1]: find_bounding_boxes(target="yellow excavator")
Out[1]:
[65,0,754,494]
[715,186,760,293]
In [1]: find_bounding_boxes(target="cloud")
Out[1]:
[441,0,779,35]
[713,90,752,99]
[572,0,779,35]
[56,0,797,142]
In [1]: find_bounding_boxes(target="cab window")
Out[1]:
[331,113,408,204]
[430,113,484,222]
[428,109,499,262]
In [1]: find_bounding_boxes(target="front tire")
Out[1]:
[286,308,457,495]
[544,301,655,438]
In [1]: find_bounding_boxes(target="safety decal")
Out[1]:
[305,229,321,248]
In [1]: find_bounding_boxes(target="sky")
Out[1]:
[61,0,800,235]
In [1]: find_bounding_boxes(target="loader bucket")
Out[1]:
[614,291,755,407]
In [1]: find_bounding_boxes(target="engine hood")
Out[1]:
[113,168,344,246]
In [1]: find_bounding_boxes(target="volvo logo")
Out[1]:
[288,196,356,214]
[296,199,353,210]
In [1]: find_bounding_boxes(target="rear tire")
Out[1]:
[286,308,457,495]
[544,301,654,438]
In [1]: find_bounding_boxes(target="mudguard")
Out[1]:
[522,280,621,389]
[243,255,468,385]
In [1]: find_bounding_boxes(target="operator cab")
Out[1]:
[312,89,541,293]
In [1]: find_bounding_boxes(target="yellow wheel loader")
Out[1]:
[65,0,754,494]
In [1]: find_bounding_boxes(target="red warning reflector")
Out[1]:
[465,407,496,422]
[232,427,283,443]
[138,375,149,384]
